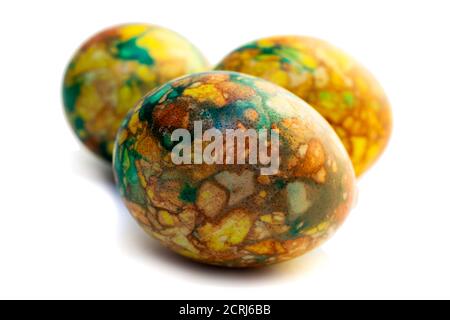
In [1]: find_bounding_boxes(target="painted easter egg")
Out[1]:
[113,71,356,267]
[63,24,209,160]
[216,36,392,176]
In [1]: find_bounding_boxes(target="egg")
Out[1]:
[113,71,356,267]
[63,24,209,161]
[216,36,392,176]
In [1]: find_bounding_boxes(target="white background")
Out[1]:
[0,0,449,300]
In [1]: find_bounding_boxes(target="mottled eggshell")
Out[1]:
[113,71,356,268]
[216,36,392,176]
[63,24,209,161]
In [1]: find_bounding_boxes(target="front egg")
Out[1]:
[113,71,356,267]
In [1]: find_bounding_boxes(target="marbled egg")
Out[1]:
[216,36,392,176]
[113,71,356,267]
[63,24,209,160]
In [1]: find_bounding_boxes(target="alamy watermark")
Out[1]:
[170,121,280,175]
